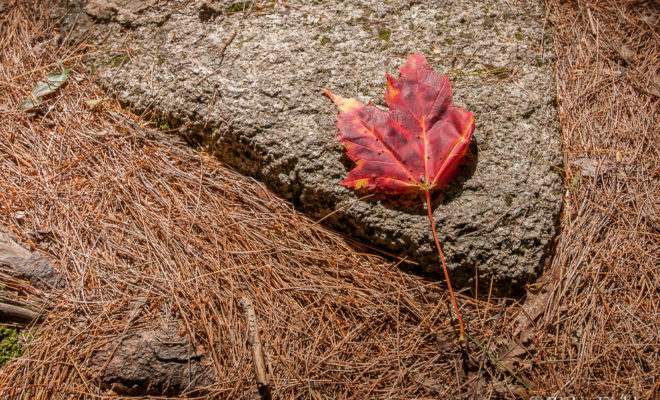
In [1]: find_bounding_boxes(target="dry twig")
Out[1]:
[240,297,271,400]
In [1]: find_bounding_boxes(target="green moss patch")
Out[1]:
[378,28,390,41]
[0,327,22,366]
[226,3,248,13]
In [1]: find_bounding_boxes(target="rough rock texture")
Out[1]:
[0,230,64,291]
[89,323,215,396]
[61,0,563,294]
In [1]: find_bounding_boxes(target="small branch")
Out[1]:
[0,302,41,324]
[240,297,271,400]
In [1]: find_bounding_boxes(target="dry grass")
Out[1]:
[0,2,503,399]
[0,0,657,399]
[534,0,659,397]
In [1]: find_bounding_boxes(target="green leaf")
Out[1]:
[18,97,42,110]
[18,68,69,110]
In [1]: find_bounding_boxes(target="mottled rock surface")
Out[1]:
[62,0,563,294]
[89,322,215,396]
[0,230,64,291]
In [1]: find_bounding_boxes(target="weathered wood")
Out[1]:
[0,302,40,323]
[240,297,271,400]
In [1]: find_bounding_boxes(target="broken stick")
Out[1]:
[0,301,40,324]
[240,297,271,400]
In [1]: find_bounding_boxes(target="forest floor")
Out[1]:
[0,0,657,399]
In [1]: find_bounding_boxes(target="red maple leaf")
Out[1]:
[324,52,475,343]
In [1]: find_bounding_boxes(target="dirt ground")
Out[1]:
[0,1,657,399]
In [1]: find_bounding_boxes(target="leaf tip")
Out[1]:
[321,87,334,101]
[322,88,362,113]
[407,51,427,67]
[385,75,400,103]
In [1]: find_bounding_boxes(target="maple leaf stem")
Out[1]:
[425,190,465,345]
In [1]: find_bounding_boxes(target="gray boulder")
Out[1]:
[62,0,562,294]
[0,230,63,291]
[89,322,215,396]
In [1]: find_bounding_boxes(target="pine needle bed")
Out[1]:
[0,1,657,398]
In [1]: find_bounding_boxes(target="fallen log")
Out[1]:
[0,301,40,324]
